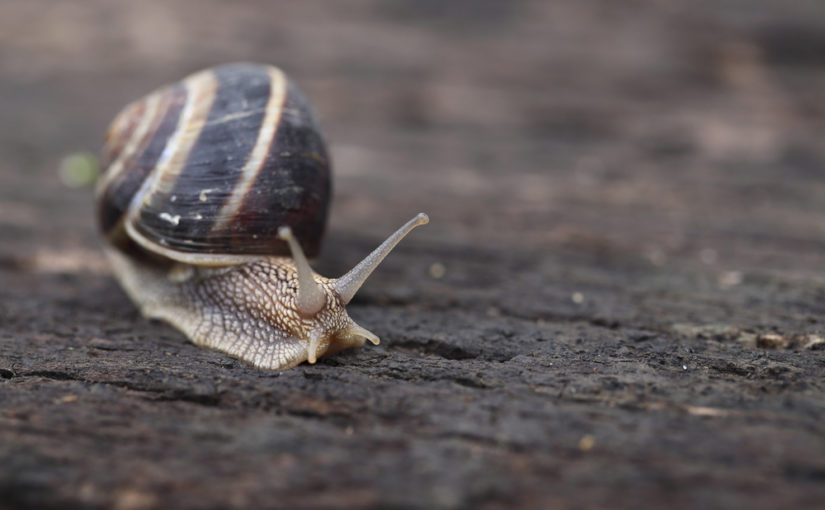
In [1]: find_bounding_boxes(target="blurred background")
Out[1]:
[2,0,824,272]
[2,1,825,509]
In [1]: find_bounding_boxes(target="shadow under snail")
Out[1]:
[95,62,428,370]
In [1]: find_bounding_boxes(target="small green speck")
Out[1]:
[59,152,99,188]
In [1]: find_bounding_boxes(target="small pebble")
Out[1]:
[578,434,596,451]
[645,247,667,266]
[803,335,825,350]
[718,270,743,288]
[756,333,786,349]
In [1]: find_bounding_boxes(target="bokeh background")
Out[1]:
[4,1,823,263]
[1,1,824,509]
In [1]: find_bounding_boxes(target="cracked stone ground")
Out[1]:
[1,1,825,509]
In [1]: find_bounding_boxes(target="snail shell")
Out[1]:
[96,63,428,370]
[97,62,330,261]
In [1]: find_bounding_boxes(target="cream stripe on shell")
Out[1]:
[95,92,163,198]
[211,65,287,232]
[124,69,219,261]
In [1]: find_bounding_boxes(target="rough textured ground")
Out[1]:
[1,1,825,509]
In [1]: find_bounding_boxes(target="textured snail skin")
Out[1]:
[97,63,427,370]
[105,249,374,369]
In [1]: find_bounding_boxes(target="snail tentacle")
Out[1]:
[334,213,429,304]
[277,226,326,316]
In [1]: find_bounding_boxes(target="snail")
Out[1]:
[95,62,428,370]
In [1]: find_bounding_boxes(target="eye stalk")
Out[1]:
[333,213,429,304]
[277,226,327,316]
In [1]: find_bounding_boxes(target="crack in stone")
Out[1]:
[18,371,222,408]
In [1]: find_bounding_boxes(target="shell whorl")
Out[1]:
[96,63,331,263]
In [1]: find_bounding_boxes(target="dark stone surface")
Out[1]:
[1,1,824,509]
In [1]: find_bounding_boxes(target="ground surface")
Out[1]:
[1,1,825,509]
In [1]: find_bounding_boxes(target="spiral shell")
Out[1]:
[96,62,331,263]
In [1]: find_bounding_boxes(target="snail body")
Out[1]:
[96,63,428,370]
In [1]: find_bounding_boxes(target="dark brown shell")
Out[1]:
[96,62,331,264]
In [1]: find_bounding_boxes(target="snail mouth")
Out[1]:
[304,321,380,365]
